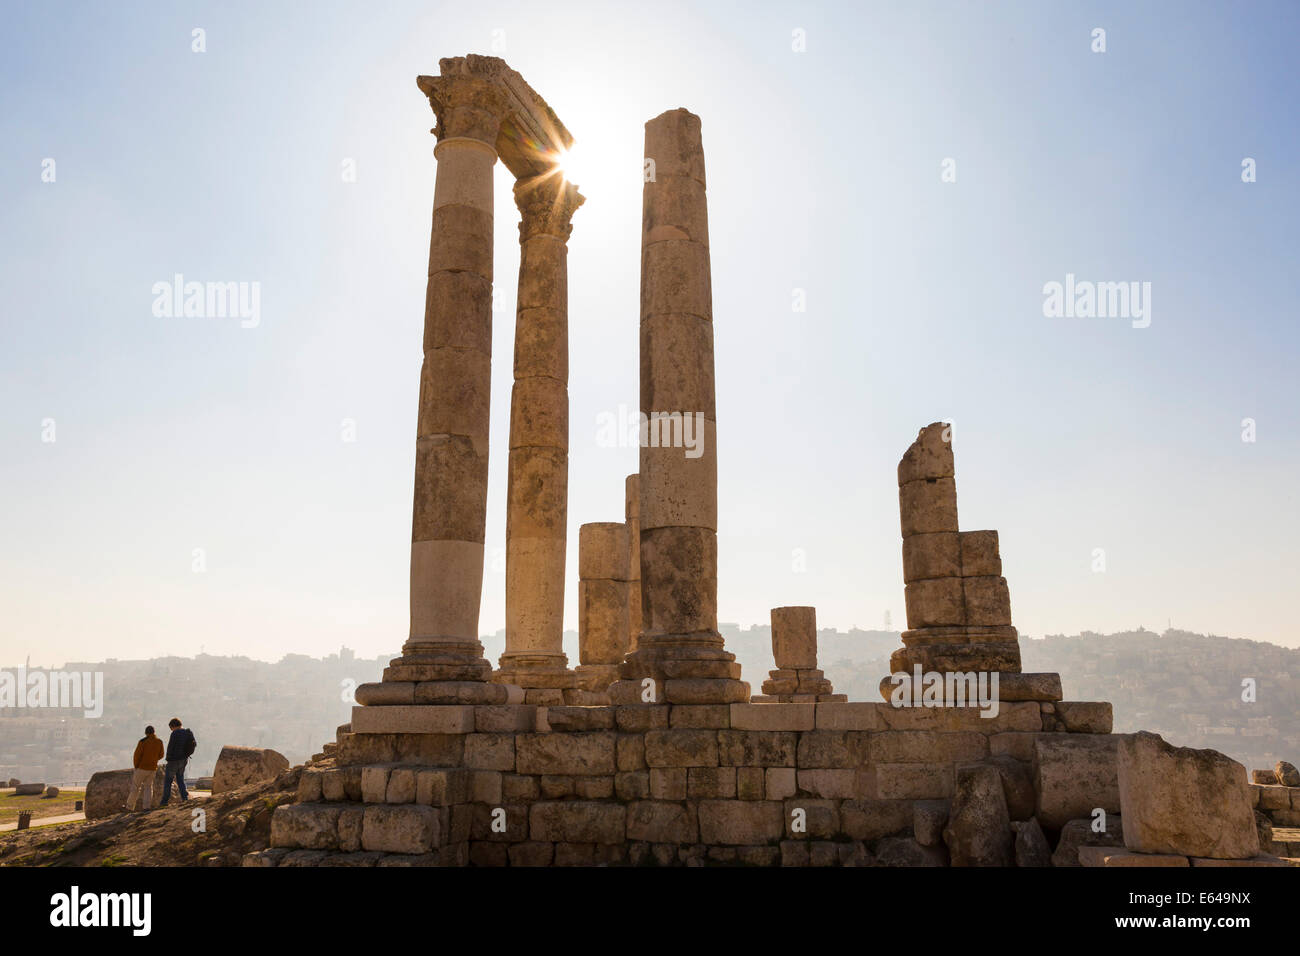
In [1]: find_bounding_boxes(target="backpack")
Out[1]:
[183,730,197,758]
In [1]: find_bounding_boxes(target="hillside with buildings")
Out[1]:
[2,628,1295,787]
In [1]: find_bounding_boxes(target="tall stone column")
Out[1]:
[494,173,584,705]
[357,70,516,708]
[575,521,632,697]
[613,109,747,706]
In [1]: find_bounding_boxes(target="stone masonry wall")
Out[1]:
[252,698,1122,867]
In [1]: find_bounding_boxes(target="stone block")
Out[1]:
[578,522,631,580]
[670,704,730,729]
[637,526,717,635]
[626,801,698,843]
[958,530,1001,577]
[797,769,863,799]
[697,800,785,845]
[361,766,391,804]
[649,767,687,801]
[361,805,441,854]
[1033,733,1120,829]
[463,733,515,771]
[873,763,954,800]
[904,577,965,628]
[899,477,958,537]
[213,745,291,794]
[1079,846,1188,868]
[270,804,343,850]
[617,734,646,771]
[1117,731,1259,859]
[737,766,765,800]
[386,768,417,804]
[903,532,961,583]
[688,766,737,798]
[529,801,626,844]
[515,732,616,775]
[415,768,468,807]
[717,730,798,767]
[508,842,554,866]
[350,705,473,735]
[473,704,537,733]
[644,729,719,767]
[766,767,797,801]
[943,763,1013,866]
[961,576,1011,627]
[1051,816,1125,867]
[615,706,671,732]
[730,702,815,732]
[815,701,883,731]
[770,605,818,670]
[615,771,650,801]
[913,799,949,847]
[797,730,873,768]
[1055,701,1113,734]
[869,730,988,764]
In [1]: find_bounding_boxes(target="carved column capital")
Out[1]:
[417,73,513,146]
[514,174,585,242]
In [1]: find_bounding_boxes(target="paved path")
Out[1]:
[0,811,85,832]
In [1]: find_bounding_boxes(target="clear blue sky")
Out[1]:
[2,0,1297,667]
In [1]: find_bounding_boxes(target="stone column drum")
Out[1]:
[356,70,517,707]
[575,522,632,695]
[494,173,584,703]
[755,607,844,703]
[612,109,747,706]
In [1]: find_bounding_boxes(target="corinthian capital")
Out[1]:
[514,174,585,242]
[417,73,513,146]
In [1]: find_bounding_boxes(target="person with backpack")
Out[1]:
[126,725,165,811]
[159,717,197,806]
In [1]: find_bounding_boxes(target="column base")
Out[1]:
[761,667,835,697]
[492,653,581,705]
[612,636,748,704]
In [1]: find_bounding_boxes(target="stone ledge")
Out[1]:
[351,705,475,735]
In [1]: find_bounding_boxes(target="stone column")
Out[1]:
[575,522,632,697]
[495,173,585,704]
[357,71,516,707]
[613,109,747,706]
[624,473,642,655]
[755,606,844,703]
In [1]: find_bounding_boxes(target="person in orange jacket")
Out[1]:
[126,725,165,811]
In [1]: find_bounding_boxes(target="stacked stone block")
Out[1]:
[575,522,633,699]
[884,423,1061,704]
[753,606,846,703]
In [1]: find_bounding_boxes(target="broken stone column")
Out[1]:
[754,606,845,702]
[612,109,747,706]
[575,522,632,697]
[881,423,1062,704]
[625,473,642,655]
[494,173,584,704]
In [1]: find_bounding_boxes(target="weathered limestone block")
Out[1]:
[626,801,699,843]
[644,729,719,768]
[736,767,765,800]
[696,800,784,845]
[1012,818,1052,867]
[899,478,959,537]
[903,578,965,628]
[416,768,468,806]
[361,805,441,854]
[869,730,988,764]
[961,576,1011,627]
[688,767,737,798]
[1055,701,1113,734]
[944,764,1013,866]
[529,801,626,844]
[270,804,344,851]
[85,769,165,819]
[1079,847,1189,867]
[897,422,955,484]
[902,532,961,582]
[815,701,884,731]
[770,606,817,670]
[1276,760,1300,787]
[649,767,687,800]
[797,730,873,768]
[350,705,474,735]
[987,753,1036,821]
[1117,731,1259,859]
[873,764,954,800]
[717,730,798,767]
[1050,816,1125,867]
[1033,734,1120,829]
[958,530,1001,577]
[213,745,290,794]
[765,768,797,801]
[515,732,616,775]
[913,799,950,847]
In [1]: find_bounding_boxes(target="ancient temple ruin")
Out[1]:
[252,55,1281,867]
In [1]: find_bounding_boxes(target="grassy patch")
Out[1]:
[0,789,86,825]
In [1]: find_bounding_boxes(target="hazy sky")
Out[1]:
[2,0,1297,668]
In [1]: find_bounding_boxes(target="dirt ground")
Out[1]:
[0,767,302,867]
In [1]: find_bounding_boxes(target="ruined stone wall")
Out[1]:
[256,699,1123,866]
